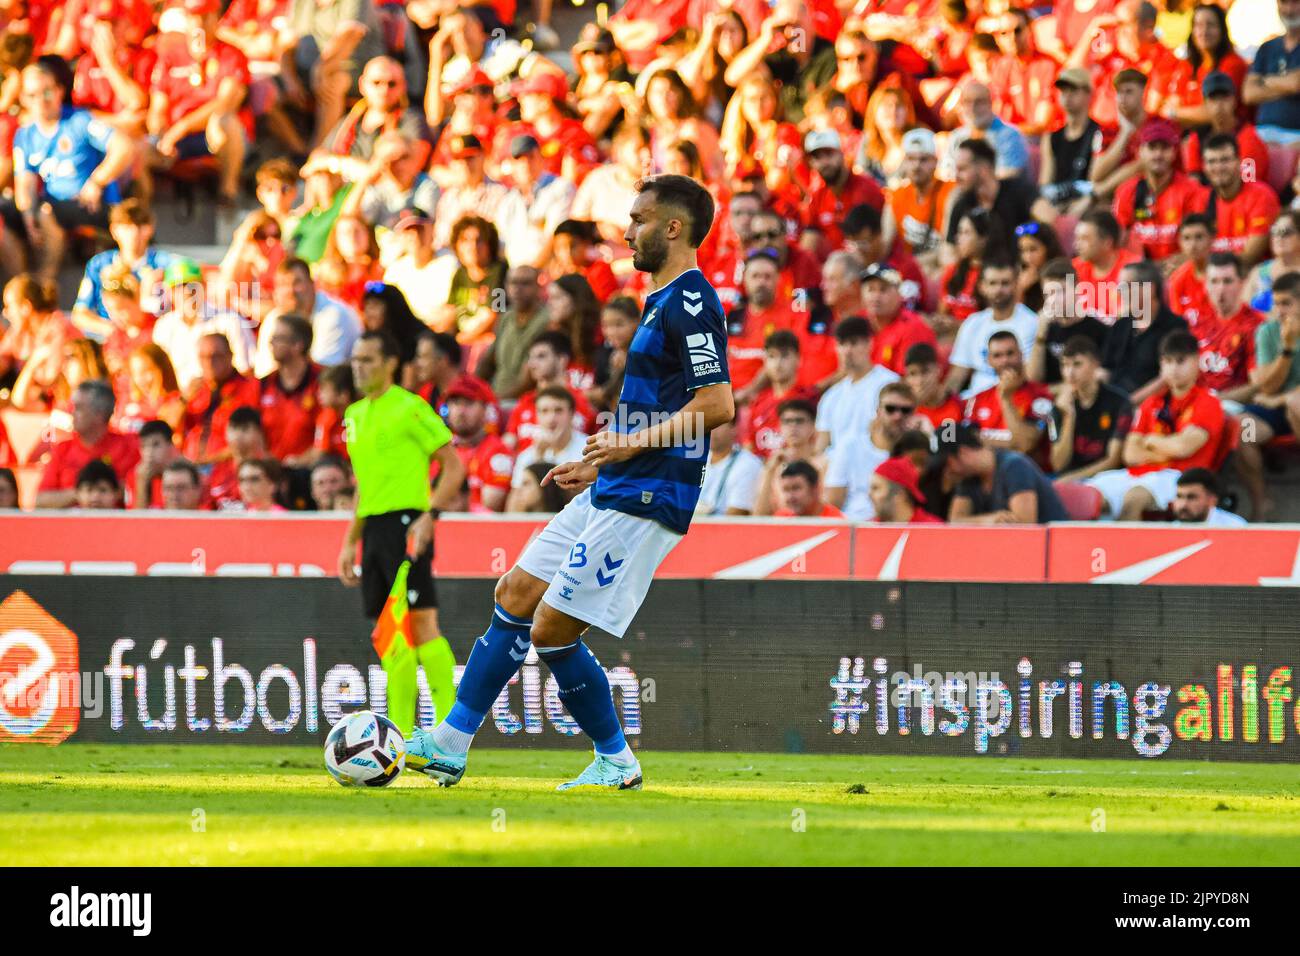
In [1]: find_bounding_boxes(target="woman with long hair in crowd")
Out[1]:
[216,209,286,322]
[10,337,109,414]
[360,282,426,385]
[0,273,72,390]
[1175,3,1248,126]
[937,208,1000,338]
[443,214,507,352]
[236,457,287,513]
[858,85,917,187]
[115,343,184,434]
[640,68,722,181]
[1015,220,1066,314]
[547,273,602,391]
[1246,210,1300,312]
[314,214,383,310]
[674,9,748,124]
[721,73,805,212]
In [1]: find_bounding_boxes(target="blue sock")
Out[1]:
[442,604,532,737]
[537,640,626,755]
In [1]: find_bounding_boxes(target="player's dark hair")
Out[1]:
[780,460,820,487]
[275,312,314,354]
[76,459,120,491]
[163,458,201,487]
[1080,209,1122,246]
[777,397,817,420]
[764,329,801,353]
[1202,131,1239,158]
[138,419,174,444]
[535,384,576,411]
[418,329,462,366]
[358,328,403,363]
[1159,329,1201,360]
[957,137,997,168]
[1177,467,1220,495]
[843,203,882,238]
[531,330,573,360]
[227,405,265,432]
[1206,250,1244,277]
[1060,334,1101,361]
[603,296,640,322]
[1179,212,1214,233]
[904,342,939,368]
[834,315,872,344]
[635,174,716,247]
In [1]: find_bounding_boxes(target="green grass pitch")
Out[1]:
[2,744,1299,866]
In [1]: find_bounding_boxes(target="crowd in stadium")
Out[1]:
[0,0,1297,525]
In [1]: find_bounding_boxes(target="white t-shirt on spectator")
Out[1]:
[1177,507,1248,528]
[511,431,587,488]
[824,432,893,520]
[154,307,255,392]
[384,252,457,326]
[494,175,576,268]
[815,365,900,450]
[253,291,361,379]
[696,445,764,515]
[572,164,639,234]
[950,304,1040,398]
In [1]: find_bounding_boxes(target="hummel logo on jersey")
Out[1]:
[644,308,657,326]
[687,332,722,377]
[682,290,704,316]
[683,290,702,299]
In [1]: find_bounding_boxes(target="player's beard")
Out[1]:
[631,229,669,273]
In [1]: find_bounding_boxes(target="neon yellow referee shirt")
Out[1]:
[344,385,452,517]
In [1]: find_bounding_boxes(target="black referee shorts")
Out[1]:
[360,509,437,620]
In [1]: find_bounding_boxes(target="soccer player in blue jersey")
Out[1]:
[404,174,734,790]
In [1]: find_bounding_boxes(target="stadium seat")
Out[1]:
[1211,414,1243,472]
[1054,214,1079,257]
[1266,143,1300,196]
[1054,480,1103,521]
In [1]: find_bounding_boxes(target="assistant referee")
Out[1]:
[338,329,465,728]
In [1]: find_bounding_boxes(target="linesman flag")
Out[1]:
[371,559,419,736]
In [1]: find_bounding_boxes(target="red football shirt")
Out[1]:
[313,407,348,459]
[39,430,140,492]
[917,393,964,431]
[1187,303,1263,393]
[258,365,321,460]
[741,383,820,458]
[870,309,937,376]
[1208,183,1281,257]
[452,434,514,510]
[1166,260,1211,325]
[180,373,261,462]
[725,301,799,390]
[938,262,981,324]
[72,46,157,115]
[151,35,251,130]
[775,502,846,518]
[1183,124,1270,185]
[964,381,1055,470]
[1129,384,1226,475]
[506,387,597,451]
[803,171,885,258]
[1114,173,1211,262]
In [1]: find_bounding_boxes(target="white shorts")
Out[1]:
[515,488,683,638]
[1084,468,1181,519]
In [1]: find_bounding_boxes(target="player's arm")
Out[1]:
[583,382,736,467]
[1145,423,1210,460]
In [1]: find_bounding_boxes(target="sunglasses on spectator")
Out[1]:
[367,78,402,88]
[1014,222,1042,237]
[838,53,869,62]
[882,404,915,416]
[255,229,281,241]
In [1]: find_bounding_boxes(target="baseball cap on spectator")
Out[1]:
[447,134,483,159]
[804,129,842,154]
[901,128,937,156]
[1113,68,1147,90]
[510,134,542,159]
[1202,71,1236,99]
[449,67,494,96]
[444,376,495,404]
[1138,118,1180,147]
[393,208,433,232]
[164,258,204,287]
[573,28,616,55]
[860,263,903,286]
[875,456,927,505]
[513,71,569,101]
[1054,68,1092,92]
[933,421,983,459]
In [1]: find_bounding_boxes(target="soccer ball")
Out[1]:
[323,711,406,788]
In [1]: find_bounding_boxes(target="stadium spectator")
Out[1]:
[1015,220,1066,315]
[903,343,963,433]
[549,218,618,303]
[771,459,843,518]
[700,190,761,310]
[381,207,450,325]
[205,404,269,507]
[409,331,461,410]
[862,262,937,376]
[870,455,942,524]
[1174,3,1248,126]
[941,422,1069,523]
[882,128,952,269]
[754,397,828,515]
[248,158,299,240]
[841,203,926,311]
[571,123,647,244]
[282,2,386,151]
[314,214,383,311]
[430,135,508,252]
[590,296,638,412]
[341,133,441,234]
[72,198,173,335]
[259,257,361,377]
[936,208,996,333]
[947,259,1039,398]
[801,128,884,259]
[145,0,250,206]
[1102,260,1191,401]
[0,55,133,280]
[988,8,1059,136]
[1027,259,1109,386]
[825,382,917,519]
[740,331,816,459]
[445,376,513,513]
[744,207,822,303]
[1245,210,1300,313]
[152,259,253,392]
[1234,271,1300,518]
[544,273,602,391]
[216,0,302,154]
[507,384,587,507]
[360,282,427,376]
[160,458,205,511]
[215,210,285,322]
[507,460,576,514]
[495,133,576,269]
[815,316,900,452]
[74,458,122,509]
[855,85,914,187]
[1040,68,1103,217]
[1171,467,1247,525]
[11,335,108,415]
[695,417,762,517]
[946,139,1053,258]
[0,274,75,392]
[1113,119,1212,263]
[1183,72,1270,184]
[0,468,20,509]
[441,214,508,346]
[313,364,356,464]
[235,457,286,512]
[257,312,320,467]
[114,343,183,435]
[1191,252,1264,400]
[179,334,260,465]
[36,380,139,508]
[1201,133,1281,268]
[1073,210,1141,322]
[129,418,178,509]
[1167,214,1216,325]
[1090,69,1152,201]
[1051,335,1135,481]
[1085,330,1227,520]
[965,330,1055,468]
[1243,0,1300,144]
[287,165,348,263]
[505,331,597,450]
[310,454,355,512]
[940,82,1030,181]
[727,250,799,397]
